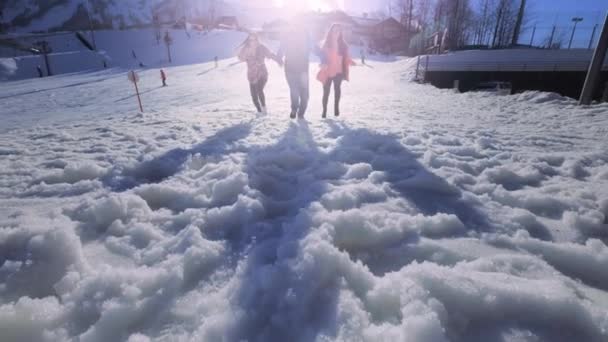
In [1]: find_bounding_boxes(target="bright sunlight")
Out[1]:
[273,0,343,12]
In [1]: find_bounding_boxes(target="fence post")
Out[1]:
[424,55,430,83]
[603,82,608,103]
[415,55,421,81]
[580,13,608,105]
[589,25,598,50]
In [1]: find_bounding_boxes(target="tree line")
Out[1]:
[389,0,529,51]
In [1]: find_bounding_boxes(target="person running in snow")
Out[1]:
[277,22,320,119]
[160,69,167,87]
[238,33,282,114]
[317,24,356,118]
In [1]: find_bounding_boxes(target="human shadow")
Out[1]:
[226,119,516,341]
[197,67,216,76]
[103,122,252,192]
[327,120,492,233]
[114,86,164,102]
[226,121,344,341]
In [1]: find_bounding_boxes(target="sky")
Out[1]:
[265,0,608,47]
[266,0,608,22]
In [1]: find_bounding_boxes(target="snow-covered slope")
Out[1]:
[0,0,236,33]
[1,53,608,341]
[1,29,248,81]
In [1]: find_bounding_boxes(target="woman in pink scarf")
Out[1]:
[317,24,356,118]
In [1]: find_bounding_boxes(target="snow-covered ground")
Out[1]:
[1,46,608,341]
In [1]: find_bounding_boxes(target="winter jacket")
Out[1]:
[316,45,355,84]
[238,44,277,84]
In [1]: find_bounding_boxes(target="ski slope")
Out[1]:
[0,0,236,33]
[0,29,249,81]
[1,47,608,341]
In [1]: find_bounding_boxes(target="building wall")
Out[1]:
[426,70,608,101]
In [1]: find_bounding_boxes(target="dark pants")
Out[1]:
[249,75,268,112]
[286,70,309,117]
[322,75,344,117]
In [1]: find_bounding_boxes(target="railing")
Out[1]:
[420,49,608,73]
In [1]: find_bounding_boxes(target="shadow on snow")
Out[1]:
[102,122,252,192]
[227,120,496,341]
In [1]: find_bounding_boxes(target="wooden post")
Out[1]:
[134,79,143,112]
[40,41,52,76]
[129,71,143,112]
[589,25,598,50]
[603,82,608,103]
[415,55,421,81]
[580,13,608,105]
[424,55,430,83]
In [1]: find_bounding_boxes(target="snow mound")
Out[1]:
[513,91,574,105]
[0,58,18,80]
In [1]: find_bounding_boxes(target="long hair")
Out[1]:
[322,23,348,55]
[238,33,259,51]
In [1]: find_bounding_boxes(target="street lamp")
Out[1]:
[85,0,97,50]
[569,17,584,49]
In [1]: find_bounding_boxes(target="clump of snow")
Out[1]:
[513,91,574,105]
[37,162,107,185]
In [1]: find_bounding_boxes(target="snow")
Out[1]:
[1,29,248,81]
[1,0,236,33]
[1,30,608,341]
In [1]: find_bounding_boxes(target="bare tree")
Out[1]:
[511,0,526,45]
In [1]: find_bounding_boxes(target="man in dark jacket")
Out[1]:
[278,23,320,119]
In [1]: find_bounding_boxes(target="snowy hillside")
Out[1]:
[1,49,608,341]
[0,29,249,81]
[0,0,236,33]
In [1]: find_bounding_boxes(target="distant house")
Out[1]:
[215,16,239,30]
[351,16,382,45]
[368,17,410,54]
[260,11,419,54]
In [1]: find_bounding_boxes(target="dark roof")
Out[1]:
[352,17,381,27]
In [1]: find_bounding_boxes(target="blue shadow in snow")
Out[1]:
[327,120,493,232]
[103,122,252,192]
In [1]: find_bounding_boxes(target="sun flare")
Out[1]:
[273,0,342,12]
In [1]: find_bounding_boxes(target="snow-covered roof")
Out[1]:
[426,49,608,72]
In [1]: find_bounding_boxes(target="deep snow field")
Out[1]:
[1,45,608,341]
